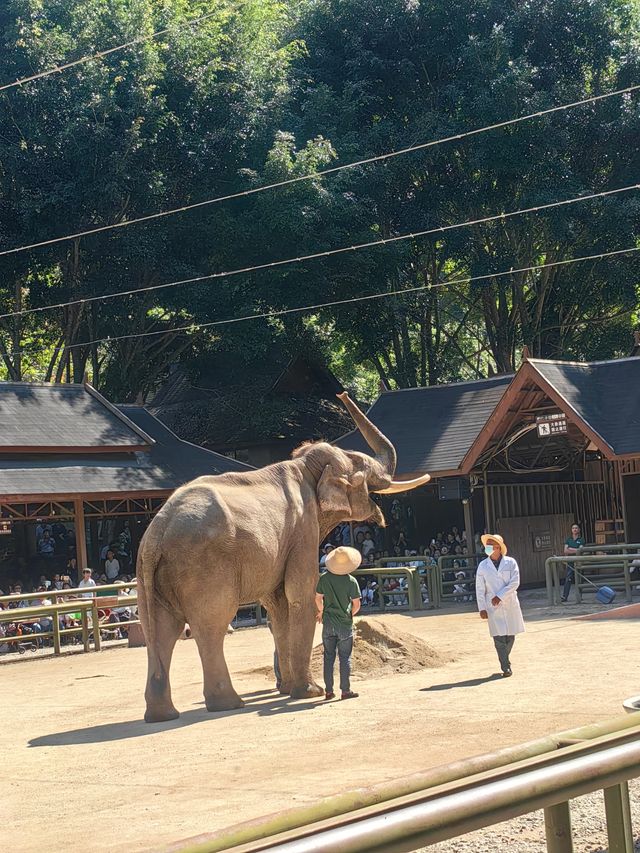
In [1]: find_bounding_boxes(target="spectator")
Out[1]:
[319,544,334,569]
[361,533,376,559]
[453,571,471,603]
[104,549,121,582]
[78,568,96,598]
[38,530,55,558]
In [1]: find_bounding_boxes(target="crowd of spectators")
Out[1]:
[319,522,477,607]
[0,562,137,654]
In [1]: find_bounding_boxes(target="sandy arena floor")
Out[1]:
[3,600,639,852]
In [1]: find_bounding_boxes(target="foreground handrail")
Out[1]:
[228,733,640,852]
[172,714,640,853]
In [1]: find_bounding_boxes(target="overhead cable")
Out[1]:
[1,182,638,321]
[5,243,639,359]
[1,84,638,258]
[0,10,220,94]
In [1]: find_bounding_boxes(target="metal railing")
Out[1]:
[545,553,640,605]
[173,714,640,853]
[435,554,481,607]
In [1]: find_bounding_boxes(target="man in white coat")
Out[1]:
[476,533,525,677]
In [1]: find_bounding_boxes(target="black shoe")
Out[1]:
[502,669,512,678]
[561,597,568,603]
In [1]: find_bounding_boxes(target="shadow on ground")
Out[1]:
[29,690,325,746]
[421,674,503,691]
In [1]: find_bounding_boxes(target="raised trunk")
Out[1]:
[337,392,397,477]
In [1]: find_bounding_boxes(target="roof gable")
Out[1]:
[0,382,153,451]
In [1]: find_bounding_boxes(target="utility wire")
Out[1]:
[5,243,639,359]
[1,84,638,259]
[0,10,220,94]
[1,182,638,321]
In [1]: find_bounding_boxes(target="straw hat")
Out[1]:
[325,546,362,576]
[481,533,508,557]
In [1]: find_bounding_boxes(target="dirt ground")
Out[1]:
[3,598,639,853]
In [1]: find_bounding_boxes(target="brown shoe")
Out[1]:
[325,691,335,700]
[341,691,359,700]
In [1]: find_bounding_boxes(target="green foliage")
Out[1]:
[0,0,638,402]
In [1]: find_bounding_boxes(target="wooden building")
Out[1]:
[0,381,251,588]
[336,355,640,585]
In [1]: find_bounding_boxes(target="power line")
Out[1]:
[0,10,221,94]
[1,181,638,321]
[1,84,638,259]
[5,243,640,359]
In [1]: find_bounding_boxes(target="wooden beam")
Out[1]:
[74,498,88,572]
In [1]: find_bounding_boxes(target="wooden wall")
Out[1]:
[495,513,575,585]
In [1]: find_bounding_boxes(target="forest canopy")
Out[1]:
[0,0,639,401]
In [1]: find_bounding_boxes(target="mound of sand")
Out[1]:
[310,618,451,680]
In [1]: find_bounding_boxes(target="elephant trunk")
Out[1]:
[337,391,397,477]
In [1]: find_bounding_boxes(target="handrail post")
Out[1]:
[81,607,90,652]
[52,609,61,655]
[91,597,101,651]
[622,559,632,603]
[603,782,634,853]
[545,558,554,605]
[544,801,573,852]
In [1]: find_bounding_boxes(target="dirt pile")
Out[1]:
[310,618,451,680]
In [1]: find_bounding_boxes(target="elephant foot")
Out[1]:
[278,682,291,695]
[205,693,245,712]
[290,681,324,700]
[144,704,180,724]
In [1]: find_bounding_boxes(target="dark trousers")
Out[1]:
[493,635,515,672]
[562,567,575,600]
[322,621,353,693]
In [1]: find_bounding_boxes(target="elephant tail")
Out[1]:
[137,522,164,668]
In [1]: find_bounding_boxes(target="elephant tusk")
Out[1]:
[373,473,431,494]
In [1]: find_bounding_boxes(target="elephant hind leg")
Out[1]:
[144,605,184,723]
[190,608,245,712]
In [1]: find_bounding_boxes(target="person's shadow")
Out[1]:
[421,674,503,691]
[28,690,323,747]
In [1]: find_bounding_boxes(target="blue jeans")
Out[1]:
[322,621,353,693]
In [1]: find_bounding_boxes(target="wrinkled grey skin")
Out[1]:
[137,393,427,722]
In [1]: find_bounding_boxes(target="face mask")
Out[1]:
[484,545,495,556]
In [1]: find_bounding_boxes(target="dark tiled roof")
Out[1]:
[531,357,640,456]
[334,375,513,476]
[0,456,178,496]
[0,382,151,448]
[118,406,253,479]
[0,405,253,497]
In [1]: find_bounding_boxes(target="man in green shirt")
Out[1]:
[561,523,584,602]
[316,546,362,700]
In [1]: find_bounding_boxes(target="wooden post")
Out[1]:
[603,782,634,853]
[463,496,474,555]
[74,498,88,573]
[544,801,573,853]
[81,607,90,652]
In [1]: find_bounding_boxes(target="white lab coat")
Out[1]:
[475,555,525,637]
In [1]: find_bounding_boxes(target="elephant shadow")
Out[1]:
[28,691,322,747]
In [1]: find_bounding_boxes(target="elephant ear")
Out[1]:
[317,465,352,516]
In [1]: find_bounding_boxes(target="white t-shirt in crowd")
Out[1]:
[105,558,120,580]
[78,577,97,598]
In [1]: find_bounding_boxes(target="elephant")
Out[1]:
[137,392,431,722]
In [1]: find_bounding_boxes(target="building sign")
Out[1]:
[532,531,552,551]
[536,412,568,437]
[0,519,12,535]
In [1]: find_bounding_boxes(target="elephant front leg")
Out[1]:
[286,597,323,700]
